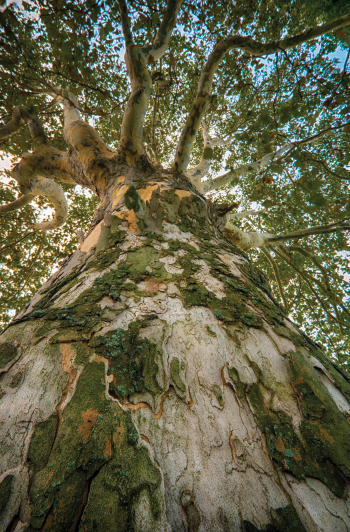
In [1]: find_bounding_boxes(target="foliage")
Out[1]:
[0,0,350,362]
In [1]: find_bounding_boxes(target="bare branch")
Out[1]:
[186,122,232,184]
[62,95,114,167]
[0,105,47,146]
[117,0,152,161]
[199,121,350,194]
[174,13,350,174]
[27,177,68,231]
[273,244,348,327]
[220,212,349,253]
[0,194,35,213]
[229,209,265,221]
[142,0,183,62]
[220,219,271,251]
[304,154,350,181]
[266,219,350,243]
[0,106,27,139]
[261,247,288,312]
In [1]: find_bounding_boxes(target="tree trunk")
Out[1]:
[1,168,350,532]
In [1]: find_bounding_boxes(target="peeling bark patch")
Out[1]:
[78,409,99,443]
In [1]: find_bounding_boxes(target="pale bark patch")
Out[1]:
[163,222,197,243]
[159,255,184,274]
[193,259,226,299]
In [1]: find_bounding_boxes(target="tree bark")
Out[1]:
[1,166,350,532]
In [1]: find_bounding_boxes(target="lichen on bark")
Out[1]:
[1,176,350,531]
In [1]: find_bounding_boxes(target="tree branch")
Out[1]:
[27,177,68,231]
[142,0,183,62]
[198,121,350,194]
[173,12,350,174]
[273,244,348,328]
[266,219,350,243]
[186,121,233,184]
[62,95,114,168]
[0,194,35,213]
[117,0,152,161]
[220,213,350,251]
[261,247,288,312]
[0,105,47,146]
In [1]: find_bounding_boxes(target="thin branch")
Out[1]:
[267,219,350,243]
[0,231,37,254]
[229,209,265,221]
[273,244,348,328]
[6,243,44,308]
[173,12,350,174]
[261,247,288,312]
[198,121,350,193]
[303,153,350,181]
[142,0,183,62]
[288,246,332,292]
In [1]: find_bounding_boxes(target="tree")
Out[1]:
[1,0,350,530]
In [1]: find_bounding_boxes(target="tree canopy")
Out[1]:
[1,0,350,366]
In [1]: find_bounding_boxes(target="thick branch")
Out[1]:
[27,177,68,231]
[0,106,26,139]
[173,13,350,174]
[261,247,288,311]
[117,0,152,161]
[0,106,47,146]
[62,96,114,168]
[0,194,35,213]
[142,0,183,61]
[186,122,232,184]
[199,121,350,194]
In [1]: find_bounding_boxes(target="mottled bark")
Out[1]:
[1,165,350,532]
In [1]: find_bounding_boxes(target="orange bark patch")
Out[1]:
[294,376,304,385]
[78,409,99,443]
[94,354,109,367]
[142,278,162,292]
[140,434,150,444]
[119,388,173,420]
[318,426,335,444]
[187,390,194,407]
[113,426,126,444]
[116,210,137,233]
[155,388,172,420]
[138,184,160,202]
[111,183,129,207]
[275,436,285,453]
[79,221,103,253]
[175,190,192,199]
